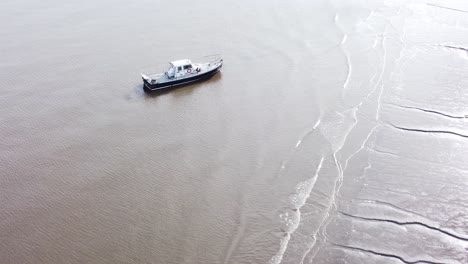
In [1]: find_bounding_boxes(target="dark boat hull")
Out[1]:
[143,65,222,91]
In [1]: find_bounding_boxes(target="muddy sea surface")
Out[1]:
[1,0,467,263]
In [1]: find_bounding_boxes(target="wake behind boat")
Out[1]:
[141,55,223,91]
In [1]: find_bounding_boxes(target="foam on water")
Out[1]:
[268,157,324,264]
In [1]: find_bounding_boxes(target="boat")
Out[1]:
[141,55,223,91]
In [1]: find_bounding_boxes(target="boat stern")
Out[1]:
[141,74,156,90]
[141,73,151,82]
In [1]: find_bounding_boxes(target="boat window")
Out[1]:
[183,65,192,70]
[167,67,175,77]
[178,66,182,72]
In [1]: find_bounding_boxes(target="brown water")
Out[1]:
[1,0,468,263]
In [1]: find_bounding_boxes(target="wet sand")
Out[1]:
[1,0,467,263]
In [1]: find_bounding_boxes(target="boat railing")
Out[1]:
[141,65,167,79]
[200,54,222,63]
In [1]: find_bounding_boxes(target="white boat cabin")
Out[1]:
[166,59,198,79]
